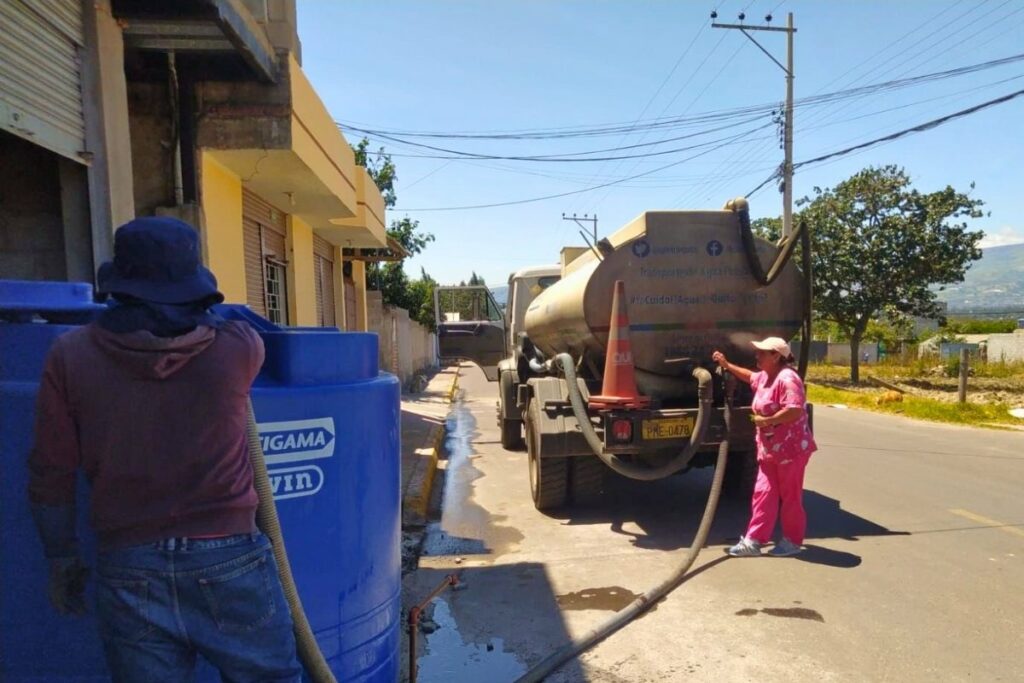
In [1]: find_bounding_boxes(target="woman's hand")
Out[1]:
[751,415,771,428]
[711,350,728,369]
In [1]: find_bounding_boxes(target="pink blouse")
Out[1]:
[749,367,817,462]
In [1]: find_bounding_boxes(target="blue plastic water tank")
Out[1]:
[0,281,401,682]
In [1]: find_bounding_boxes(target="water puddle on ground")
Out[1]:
[422,391,523,558]
[556,586,642,611]
[416,599,526,682]
[735,606,824,622]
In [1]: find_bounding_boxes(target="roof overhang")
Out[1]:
[199,56,387,248]
[116,0,278,82]
[323,166,388,249]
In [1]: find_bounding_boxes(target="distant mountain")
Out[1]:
[491,285,508,308]
[936,243,1024,314]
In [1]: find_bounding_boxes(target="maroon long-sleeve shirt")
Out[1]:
[28,321,264,550]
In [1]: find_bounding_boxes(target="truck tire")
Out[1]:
[501,419,524,450]
[569,456,605,506]
[499,371,524,450]
[723,450,758,500]
[526,399,568,510]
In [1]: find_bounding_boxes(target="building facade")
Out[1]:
[0,0,386,330]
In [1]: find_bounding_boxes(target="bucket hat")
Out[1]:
[97,217,223,304]
[751,336,794,361]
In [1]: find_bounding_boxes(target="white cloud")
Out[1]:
[979,226,1024,249]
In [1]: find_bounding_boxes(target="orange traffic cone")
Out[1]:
[588,280,650,410]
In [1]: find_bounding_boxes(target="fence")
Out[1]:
[791,341,879,364]
[367,290,438,390]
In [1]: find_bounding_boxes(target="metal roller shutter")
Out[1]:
[0,0,86,162]
[242,189,288,321]
[313,235,336,327]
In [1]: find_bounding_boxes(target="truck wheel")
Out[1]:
[723,450,758,500]
[500,419,524,450]
[526,400,568,510]
[498,371,523,449]
[569,456,605,506]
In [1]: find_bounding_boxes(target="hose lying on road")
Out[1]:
[513,384,733,683]
[246,400,337,683]
[555,352,712,481]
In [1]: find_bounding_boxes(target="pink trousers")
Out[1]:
[745,453,809,545]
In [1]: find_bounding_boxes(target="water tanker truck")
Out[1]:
[436,198,810,510]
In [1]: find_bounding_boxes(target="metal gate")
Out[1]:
[0,0,86,163]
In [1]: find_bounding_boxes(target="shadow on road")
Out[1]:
[547,463,906,566]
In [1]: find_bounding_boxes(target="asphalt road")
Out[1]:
[404,362,1024,682]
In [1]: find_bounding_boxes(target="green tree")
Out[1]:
[352,138,396,208]
[798,165,984,383]
[352,138,436,328]
[750,216,783,241]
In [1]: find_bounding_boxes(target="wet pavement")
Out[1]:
[403,362,1024,682]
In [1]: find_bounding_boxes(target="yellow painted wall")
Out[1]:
[199,152,246,303]
[352,259,368,331]
[286,215,317,326]
[289,55,358,216]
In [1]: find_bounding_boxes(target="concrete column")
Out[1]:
[286,215,317,326]
[80,0,135,266]
[198,152,246,303]
[352,259,368,331]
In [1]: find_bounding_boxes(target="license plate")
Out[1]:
[642,417,695,440]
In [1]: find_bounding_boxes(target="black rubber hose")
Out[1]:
[513,397,731,683]
[797,217,813,380]
[729,198,814,379]
[732,199,806,288]
[554,353,712,481]
[246,401,337,683]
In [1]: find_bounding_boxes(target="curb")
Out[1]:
[402,365,460,527]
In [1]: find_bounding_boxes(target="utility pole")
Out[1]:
[712,10,797,236]
[562,213,598,243]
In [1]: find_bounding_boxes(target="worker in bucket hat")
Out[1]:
[28,217,301,680]
[711,336,817,557]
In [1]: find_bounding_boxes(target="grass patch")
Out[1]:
[806,383,1022,428]
[806,359,1024,381]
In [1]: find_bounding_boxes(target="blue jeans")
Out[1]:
[96,532,302,683]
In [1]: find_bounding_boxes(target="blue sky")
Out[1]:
[298,0,1024,286]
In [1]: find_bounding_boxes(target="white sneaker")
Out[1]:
[727,537,763,557]
[769,538,802,557]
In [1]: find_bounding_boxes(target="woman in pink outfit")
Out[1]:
[712,337,817,557]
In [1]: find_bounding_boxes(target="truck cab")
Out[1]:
[435,265,561,447]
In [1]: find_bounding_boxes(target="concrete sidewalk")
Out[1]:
[400,364,460,527]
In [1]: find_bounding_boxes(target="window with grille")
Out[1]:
[265,258,288,325]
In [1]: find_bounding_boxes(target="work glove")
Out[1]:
[47,556,89,616]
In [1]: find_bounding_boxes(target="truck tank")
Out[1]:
[524,205,804,397]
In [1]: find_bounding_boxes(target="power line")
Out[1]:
[360,121,772,163]
[398,86,1024,212]
[799,0,1000,131]
[747,85,1024,196]
[727,4,1015,205]
[339,50,1024,152]
[393,126,766,212]
[581,37,749,213]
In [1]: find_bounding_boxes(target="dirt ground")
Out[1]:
[807,366,1024,406]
